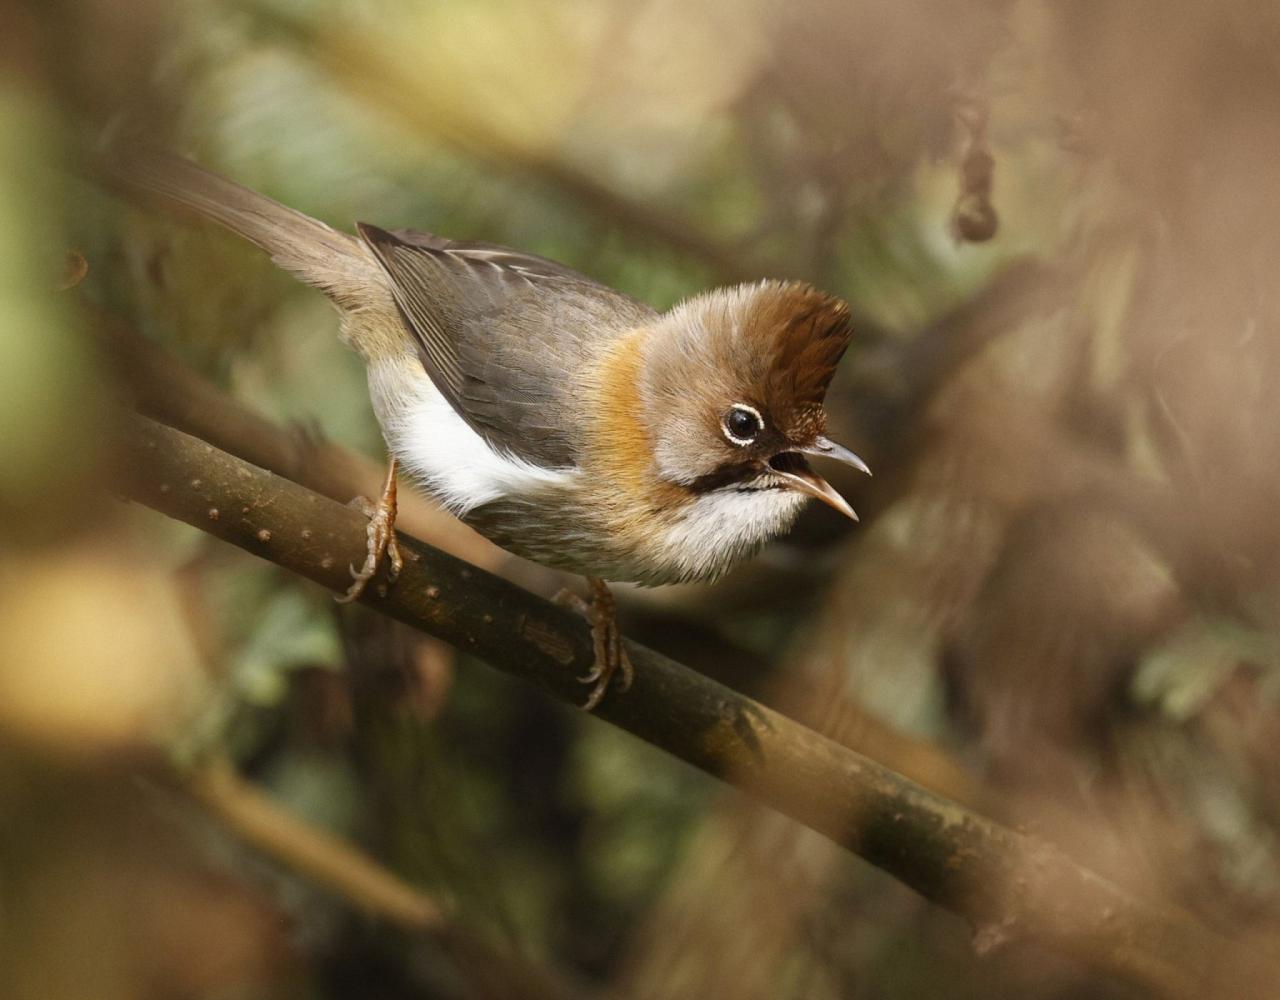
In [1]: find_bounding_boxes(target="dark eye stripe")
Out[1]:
[685,460,760,494]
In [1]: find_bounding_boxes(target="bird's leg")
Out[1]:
[554,576,634,711]
[336,456,404,603]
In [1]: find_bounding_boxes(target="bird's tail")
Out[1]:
[104,144,376,304]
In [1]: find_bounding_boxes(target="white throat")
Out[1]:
[648,487,808,583]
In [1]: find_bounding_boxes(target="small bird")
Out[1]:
[120,151,870,708]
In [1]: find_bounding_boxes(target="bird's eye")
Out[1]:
[722,404,763,445]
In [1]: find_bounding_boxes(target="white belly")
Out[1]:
[366,357,577,515]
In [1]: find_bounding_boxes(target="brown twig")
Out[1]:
[187,757,591,1000]
[188,756,444,930]
[120,412,1278,1000]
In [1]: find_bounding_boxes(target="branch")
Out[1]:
[237,5,767,286]
[188,757,443,930]
[187,758,588,1000]
[119,412,1276,999]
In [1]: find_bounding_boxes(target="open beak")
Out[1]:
[800,436,872,477]
[767,437,871,522]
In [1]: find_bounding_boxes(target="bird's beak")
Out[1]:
[799,436,872,477]
[767,438,870,523]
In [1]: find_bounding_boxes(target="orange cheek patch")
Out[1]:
[581,329,682,534]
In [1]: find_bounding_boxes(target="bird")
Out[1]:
[116,150,871,709]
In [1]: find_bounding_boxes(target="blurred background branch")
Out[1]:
[185,757,592,1000]
[187,755,445,930]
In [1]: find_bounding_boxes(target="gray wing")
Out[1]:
[357,223,655,469]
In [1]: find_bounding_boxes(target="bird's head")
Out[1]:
[638,280,869,521]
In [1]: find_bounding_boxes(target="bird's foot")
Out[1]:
[554,576,633,711]
[336,457,403,604]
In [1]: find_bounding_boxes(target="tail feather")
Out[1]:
[107,146,375,305]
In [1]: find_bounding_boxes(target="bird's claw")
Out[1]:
[336,459,402,604]
[555,578,633,711]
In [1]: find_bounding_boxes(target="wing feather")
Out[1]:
[357,223,655,469]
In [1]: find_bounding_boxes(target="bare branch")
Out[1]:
[186,760,592,999]
[120,412,1277,1000]
[188,757,444,930]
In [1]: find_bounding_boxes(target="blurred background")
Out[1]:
[4,0,1280,996]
